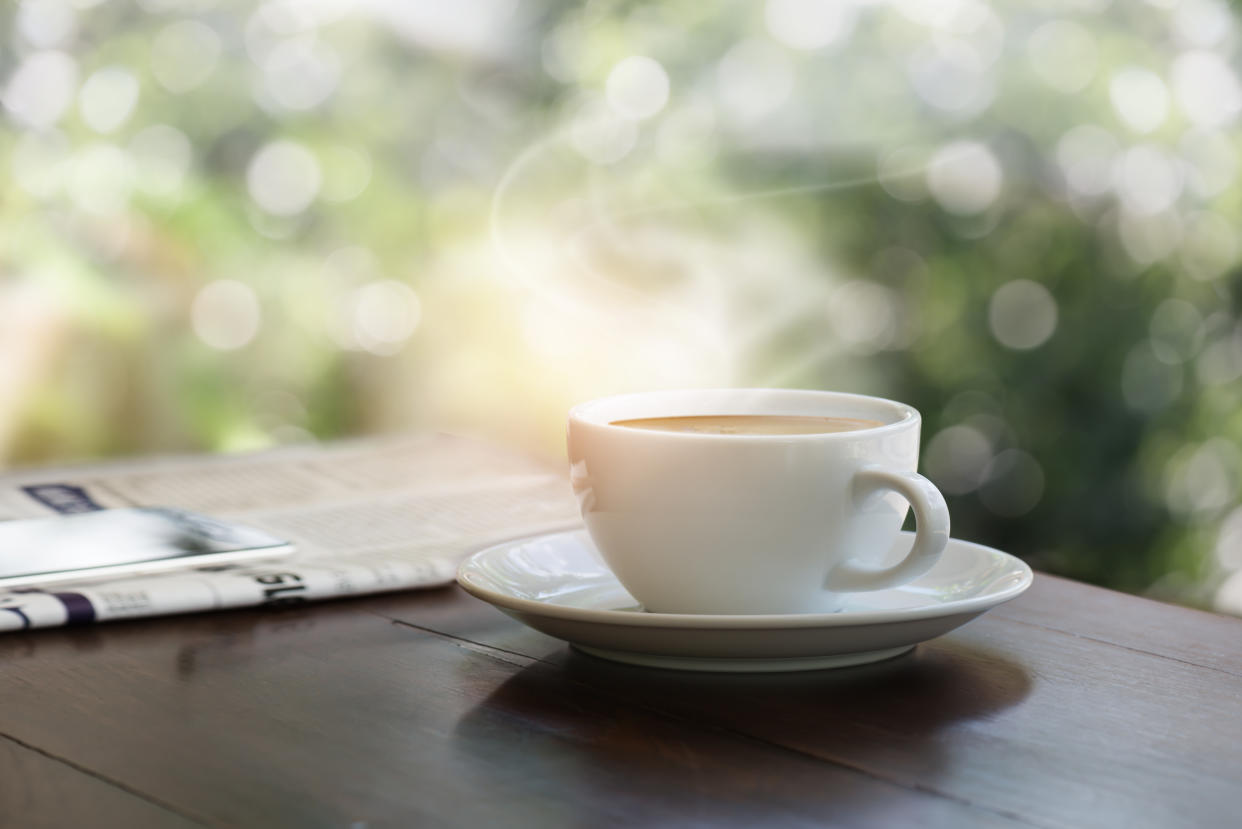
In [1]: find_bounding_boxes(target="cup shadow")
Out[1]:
[560,635,1032,737]
[452,638,1033,820]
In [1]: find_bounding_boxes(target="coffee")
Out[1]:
[611,414,883,435]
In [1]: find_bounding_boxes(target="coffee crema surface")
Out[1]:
[610,414,884,435]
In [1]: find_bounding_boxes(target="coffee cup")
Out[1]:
[566,389,949,614]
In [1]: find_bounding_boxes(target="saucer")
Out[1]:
[457,530,1032,673]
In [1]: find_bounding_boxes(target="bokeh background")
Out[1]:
[3,0,1242,612]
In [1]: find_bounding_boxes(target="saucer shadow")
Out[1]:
[556,636,1032,738]
[452,640,1032,820]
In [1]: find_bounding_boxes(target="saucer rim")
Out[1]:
[457,530,1033,630]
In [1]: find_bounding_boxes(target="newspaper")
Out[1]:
[0,433,582,633]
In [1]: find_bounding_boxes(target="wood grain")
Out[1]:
[372,581,1242,829]
[994,572,1242,675]
[0,732,198,828]
[0,599,1017,828]
[4,572,1240,828]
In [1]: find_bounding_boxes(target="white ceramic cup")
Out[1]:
[566,389,950,614]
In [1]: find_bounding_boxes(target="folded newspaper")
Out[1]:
[0,433,582,633]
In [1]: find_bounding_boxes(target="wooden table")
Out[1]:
[2,571,1240,828]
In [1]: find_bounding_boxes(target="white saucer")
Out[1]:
[457,530,1032,673]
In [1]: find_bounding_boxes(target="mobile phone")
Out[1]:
[0,507,294,589]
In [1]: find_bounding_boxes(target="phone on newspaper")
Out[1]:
[0,507,294,589]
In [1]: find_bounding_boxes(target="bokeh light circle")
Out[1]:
[79,66,139,134]
[1055,125,1118,197]
[765,0,856,51]
[1117,210,1183,266]
[1149,298,1204,365]
[1171,51,1242,128]
[69,143,134,215]
[1122,342,1184,411]
[908,39,993,116]
[191,280,262,351]
[569,98,637,164]
[351,280,422,356]
[1196,328,1242,386]
[1215,506,1242,569]
[130,124,193,198]
[17,0,78,48]
[925,425,993,495]
[1027,19,1098,94]
[1173,0,1233,48]
[2,50,78,129]
[988,280,1058,350]
[1180,129,1237,199]
[927,141,1002,214]
[1181,211,1239,280]
[716,39,793,124]
[1113,145,1182,216]
[1109,67,1169,133]
[246,140,322,216]
[261,38,341,112]
[150,20,221,93]
[605,56,670,120]
[979,449,1045,517]
[1165,439,1240,518]
[12,130,72,198]
[827,281,899,354]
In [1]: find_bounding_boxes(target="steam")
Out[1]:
[488,125,937,389]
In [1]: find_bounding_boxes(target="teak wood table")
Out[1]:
[2,570,1240,827]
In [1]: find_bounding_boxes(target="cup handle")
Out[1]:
[824,465,950,592]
